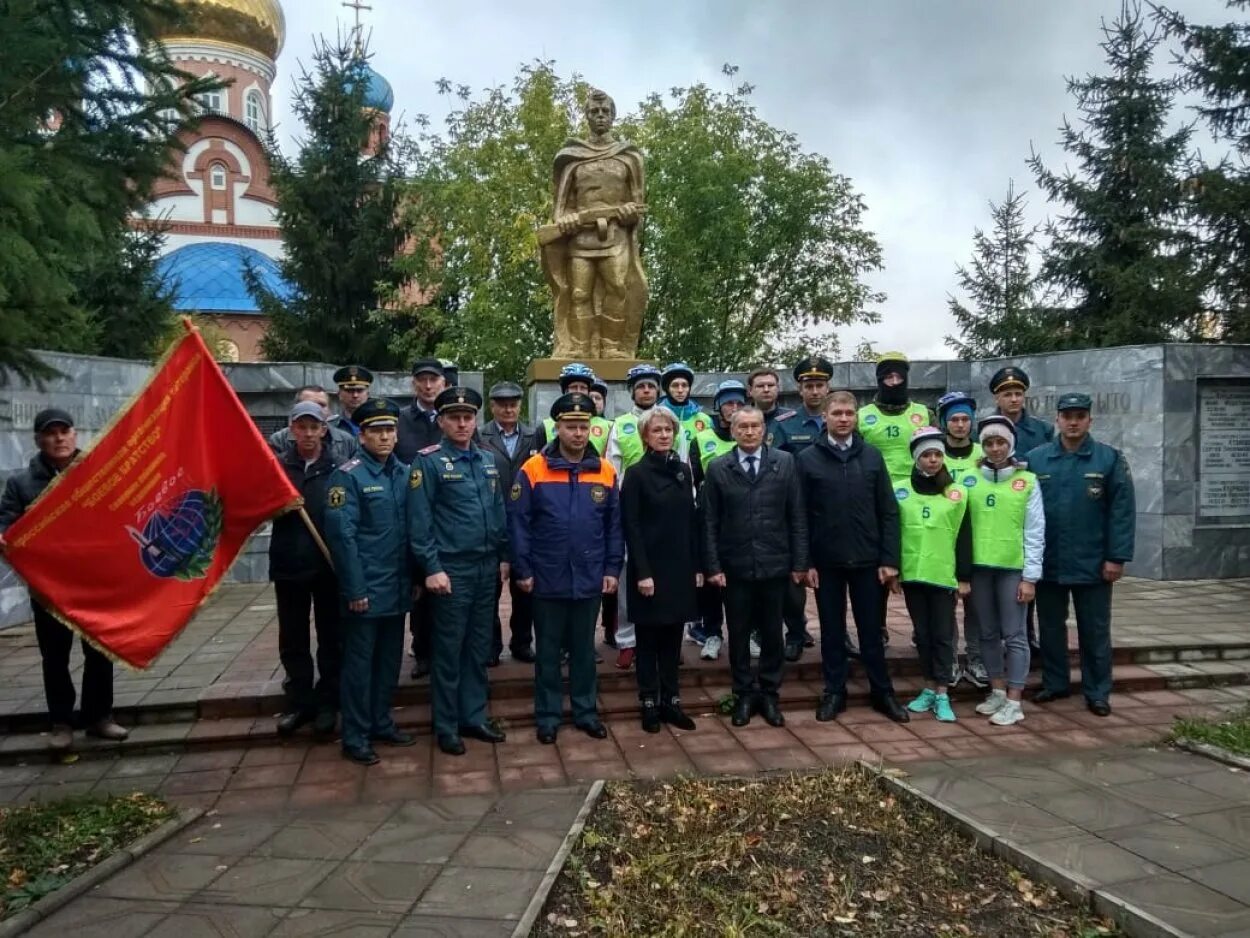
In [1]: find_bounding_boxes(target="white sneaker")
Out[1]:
[990,699,1025,726]
[975,689,1007,715]
[965,662,990,688]
[701,635,723,660]
[749,636,761,658]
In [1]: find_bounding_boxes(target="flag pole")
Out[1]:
[299,507,335,570]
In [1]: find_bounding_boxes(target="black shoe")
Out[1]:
[372,730,416,747]
[461,722,506,744]
[816,693,847,722]
[510,645,536,663]
[760,697,785,727]
[342,745,379,766]
[784,638,803,662]
[487,654,501,668]
[660,703,696,732]
[641,704,661,733]
[731,695,755,727]
[537,726,558,745]
[437,734,466,756]
[312,710,337,736]
[410,658,430,680]
[576,720,608,739]
[1032,688,1071,704]
[276,710,313,737]
[871,694,910,724]
[803,630,816,648]
[1087,700,1112,717]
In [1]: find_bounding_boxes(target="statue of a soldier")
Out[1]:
[540,89,648,360]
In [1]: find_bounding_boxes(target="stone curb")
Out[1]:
[512,779,605,938]
[1174,736,1250,772]
[0,806,205,937]
[869,766,1188,938]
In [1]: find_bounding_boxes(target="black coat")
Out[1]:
[0,452,72,533]
[797,434,900,570]
[268,443,338,581]
[702,445,808,581]
[395,402,442,464]
[478,421,540,496]
[621,451,700,625]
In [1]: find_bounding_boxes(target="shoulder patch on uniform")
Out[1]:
[410,468,423,489]
[340,458,360,471]
[328,486,346,508]
[510,482,522,501]
[775,411,794,422]
[419,444,442,455]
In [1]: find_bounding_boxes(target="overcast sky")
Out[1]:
[272,0,1235,360]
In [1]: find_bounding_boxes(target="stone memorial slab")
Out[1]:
[1198,379,1250,525]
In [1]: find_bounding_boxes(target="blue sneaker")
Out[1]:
[907,689,936,713]
[934,693,957,722]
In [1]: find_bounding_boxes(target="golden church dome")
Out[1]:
[154,0,286,60]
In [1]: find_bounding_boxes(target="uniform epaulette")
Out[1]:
[775,410,796,421]
[340,457,361,471]
[419,444,442,455]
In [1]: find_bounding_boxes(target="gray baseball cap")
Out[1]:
[289,401,326,423]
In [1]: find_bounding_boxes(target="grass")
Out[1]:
[0,792,173,919]
[537,768,1121,938]
[1174,704,1250,757]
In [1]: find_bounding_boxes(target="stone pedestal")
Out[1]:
[525,358,643,383]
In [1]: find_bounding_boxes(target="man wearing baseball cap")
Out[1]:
[0,409,128,751]
[1024,393,1135,717]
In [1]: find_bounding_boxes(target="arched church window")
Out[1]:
[197,79,223,114]
[245,91,265,132]
[209,162,227,190]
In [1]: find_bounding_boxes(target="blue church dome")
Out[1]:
[348,61,394,114]
[157,242,292,315]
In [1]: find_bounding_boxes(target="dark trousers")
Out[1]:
[724,576,786,700]
[783,579,808,642]
[408,590,434,662]
[815,566,893,698]
[430,560,496,737]
[698,582,724,640]
[635,623,683,704]
[902,583,956,685]
[340,614,404,751]
[1036,581,1113,703]
[33,602,112,727]
[274,577,341,715]
[492,575,534,657]
[601,592,618,645]
[533,597,601,731]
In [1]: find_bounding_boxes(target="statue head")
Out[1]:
[584,88,615,136]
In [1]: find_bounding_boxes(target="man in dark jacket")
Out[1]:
[479,381,539,664]
[327,365,373,438]
[268,385,357,465]
[798,392,910,724]
[703,406,808,728]
[0,409,128,751]
[991,366,1053,458]
[269,401,341,738]
[511,393,624,745]
[1026,393,1135,717]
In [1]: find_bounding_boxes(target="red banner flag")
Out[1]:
[2,324,301,668]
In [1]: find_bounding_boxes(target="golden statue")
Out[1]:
[539,89,648,360]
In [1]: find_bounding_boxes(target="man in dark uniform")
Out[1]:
[0,409,128,752]
[323,398,415,765]
[1026,393,1136,717]
[270,401,342,738]
[396,357,447,678]
[511,393,624,745]
[408,387,510,756]
[991,366,1053,457]
[328,365,373,438]
[480,381,539,664]
[747,367,796,443]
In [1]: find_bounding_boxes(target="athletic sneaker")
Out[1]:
[701,635,723,660]
[965,662,990,688]
[749,636,761,658]
[907,688,936,713]
[934,693,957,722]
[990,699,1024,726]
[975,689,1007,715]
[948,667,963,688]
[685,623,709,645]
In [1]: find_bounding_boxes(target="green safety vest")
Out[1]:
[682,411,712,451]
[945,442,983,488]
[896,479,967,589]
[544,416,611,455]
[612,413,646,469]
[859,402,930,482]
[968,470,1035,571]
[694,426,735,471]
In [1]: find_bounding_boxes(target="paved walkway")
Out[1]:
[23,785,590,937]
[899,746,1250,937]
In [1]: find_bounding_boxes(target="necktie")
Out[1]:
[746,454,757,480]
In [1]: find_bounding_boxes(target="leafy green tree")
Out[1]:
[396,62,883,379]
[254,38,412,368]
[79,225,178,359]
[946,182,1050,358]
[0,0,216,383]
[1027,0,1204,349]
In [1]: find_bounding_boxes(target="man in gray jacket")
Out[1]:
[268,385,357,465]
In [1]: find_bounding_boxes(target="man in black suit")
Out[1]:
[479,381,540,664]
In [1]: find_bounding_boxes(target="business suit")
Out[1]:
[480,420,540,659]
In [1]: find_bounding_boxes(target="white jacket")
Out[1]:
[977,461,1046,583]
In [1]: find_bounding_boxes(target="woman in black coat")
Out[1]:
[621,407,702,732]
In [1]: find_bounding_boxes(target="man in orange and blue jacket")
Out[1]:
[510,392,624,745]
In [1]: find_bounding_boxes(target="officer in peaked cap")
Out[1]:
[990,366,1053,457]
[329,365,374,437]
[407,384,508,755]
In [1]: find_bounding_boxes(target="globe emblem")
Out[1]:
[128,489,217,579]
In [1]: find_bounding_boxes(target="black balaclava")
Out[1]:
[876,360,910,407]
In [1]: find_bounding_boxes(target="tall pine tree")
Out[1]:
[946,182,1048,358]
[254,38,411,368]
[1159,0,1250,341]
[1028,0,1203,349]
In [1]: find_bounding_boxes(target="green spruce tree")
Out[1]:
[254,38,411,368]
[1028,0,1203,349]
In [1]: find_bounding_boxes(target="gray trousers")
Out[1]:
[971,568,1030,690]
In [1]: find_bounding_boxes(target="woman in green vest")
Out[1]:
[898,427,972,722]
[969,416,1045,727]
